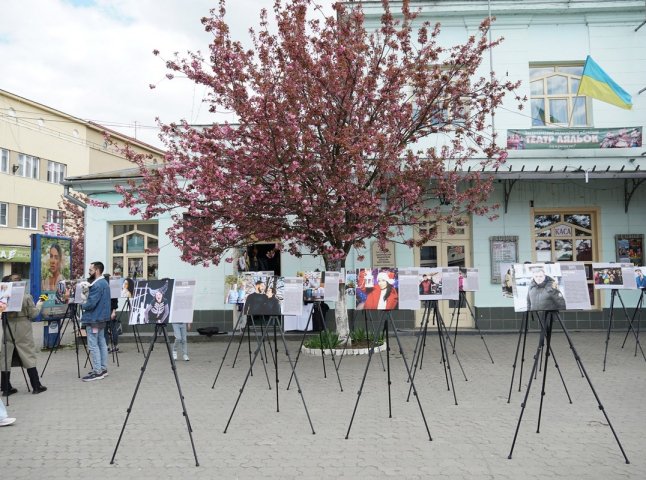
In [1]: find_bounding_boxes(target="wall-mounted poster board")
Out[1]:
[490,236,519,283]
[615,234,643,266]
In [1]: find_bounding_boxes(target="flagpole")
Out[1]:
[567,56,590,128]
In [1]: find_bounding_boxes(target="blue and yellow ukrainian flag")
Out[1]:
[578,56,632,110]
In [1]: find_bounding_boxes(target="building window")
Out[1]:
[1,149,8,173]
[17,154,40,179]
[17,205,38,229]
[47,161,66,184]
[46,209,64,227]
[111,222,159,279]
[530,64,588,127]
[0,203,7,226]
[532,209,599,306]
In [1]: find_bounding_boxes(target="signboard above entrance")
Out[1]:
[506,127,642,150]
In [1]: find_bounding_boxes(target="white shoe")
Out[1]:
[172,351,177,360]
[0,417,16,427]
[183,354,189,361]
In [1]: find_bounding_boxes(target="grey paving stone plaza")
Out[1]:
[1,326,645,479]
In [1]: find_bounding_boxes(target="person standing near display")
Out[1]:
[1,274,48,396]
[81,262,111,382]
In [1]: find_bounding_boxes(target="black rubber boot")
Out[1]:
[27,368,47,394]
[1,370,17,395]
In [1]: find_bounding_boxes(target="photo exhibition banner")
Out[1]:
[129,279,175,325]
[512,263,590,312]
[30,234,72,321]
[592,263,638,289]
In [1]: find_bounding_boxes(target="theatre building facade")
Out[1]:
[66,0,645,331]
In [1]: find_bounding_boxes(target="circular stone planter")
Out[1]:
[301,342,387,356]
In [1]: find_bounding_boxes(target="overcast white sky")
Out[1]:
[0,0,335,148]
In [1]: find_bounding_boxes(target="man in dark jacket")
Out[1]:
[81,262,111,381]
[527,267,566,311]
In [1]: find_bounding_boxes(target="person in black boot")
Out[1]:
[1,274,46,395]
[1,368,17,396]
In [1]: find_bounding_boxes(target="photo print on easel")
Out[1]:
[2,281,26,312]
[302,271,323,301]
[418,267,442,301]
[592,263,637,289]
[241,273,284,316]
[500,263,514,298]
[635,267,646,289]
[355,268,399,310]
[128,279,175,325]
[459,268,480,292]
[512,263,566,312]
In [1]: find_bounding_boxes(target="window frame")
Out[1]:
[17,153,40,179]
[531,207,600,309]
[110,222,160,280]
[46,209,65,227]
[17,205,38,229]
[1,148,8,174]
[47,160,66,184]
[0,202,7,226]
[529,62,590,127]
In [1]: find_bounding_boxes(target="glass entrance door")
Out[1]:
[415,218,473,328]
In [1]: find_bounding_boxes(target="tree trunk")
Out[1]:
[326,257,351,344]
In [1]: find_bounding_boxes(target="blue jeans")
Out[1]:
[0,398,7,420]
[86,323,108,373]
[172,323,188,356]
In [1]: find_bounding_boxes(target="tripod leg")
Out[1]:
[534,313,573,404]
[617,292,646,362]
[620,293,640,348]
[316,305,343,392]
[436,312,458,405]
[223,318,275,433]
[345,330,380,439]
[273,320,279,412]
[507,313,527,403]
[212,311,246,388]
[286,310,315,390]
[465,296,495,363]
[603,290,616,372]
[518,313,530,391]
[160,325,199,467]
[554,312,630,464]
[508,313,548,459]
[536,312,554,433]
[438,310,468,382]
[387,314,433,440]
[277,318,316,434]
[406,303,431,402]
[384,318,392,418]
[111,326,160,465]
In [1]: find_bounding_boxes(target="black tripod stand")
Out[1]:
[223,314,315,435]
[286,301,343,391]
[603,289,646,371]
[620,288,646,360]
[448,290,494,363]
[508,310,630,463]
[111,322,198,466]
[406,300,458,405]
[506,310,576,404]
[41,303,91,378]
[211,310,271,389]
[2,311,31,403]
[120,299,145,355]
[345,310,432,440]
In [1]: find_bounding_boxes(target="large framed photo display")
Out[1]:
[30,233,73,321]
[355,268,399,310]
[592,263,637,289]
[129,279,175,325]
[241,273,284,316]
[512,263,590,312]
[615,234,643,266]
[490,236,519,283]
